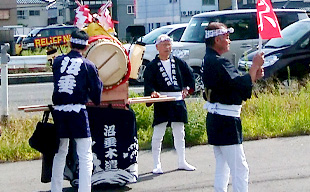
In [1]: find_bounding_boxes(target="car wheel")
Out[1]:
[193,67,204,93]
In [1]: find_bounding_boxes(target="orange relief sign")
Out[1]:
[34,34,71,47]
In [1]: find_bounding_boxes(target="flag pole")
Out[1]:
[258,34,262,53]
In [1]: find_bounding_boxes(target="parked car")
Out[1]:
[14,34,26,55]
[22,25,78,50]
[238,18,310,80]
[171,9,308,91]
[124,23,187,84]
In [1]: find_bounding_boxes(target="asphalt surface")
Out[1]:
[0,135,310,192]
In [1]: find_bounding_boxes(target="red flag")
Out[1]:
[256,0,282,39]
[97,2,118,30]
[74,4,93,29]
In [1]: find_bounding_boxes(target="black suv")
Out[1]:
[238,18,310,80]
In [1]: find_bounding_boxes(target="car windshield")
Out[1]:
[27,28,41,37]
[140,27,172,44]
[16,36,25,44]
[180,17,212,43]
[264,21,310,48]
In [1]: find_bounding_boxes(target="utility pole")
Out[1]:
[232,0,238,10]
[1,43,10,124]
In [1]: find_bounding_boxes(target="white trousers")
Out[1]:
[152,122,186,165]
[213,144,249,192]
[51,138,93,192]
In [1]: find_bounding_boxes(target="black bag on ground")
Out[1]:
[29,108,59,154]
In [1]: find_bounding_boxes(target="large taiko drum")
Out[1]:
[84,35,131,90]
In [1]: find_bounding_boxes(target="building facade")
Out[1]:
[17,0,49,27]
[0,0,17,27]
[112,0,136,42]
[134,0,219,33]
[239,0,310,11]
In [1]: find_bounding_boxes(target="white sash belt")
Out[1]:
[54,104,86,113]
[203,101,242,117]
[159,91,183,101]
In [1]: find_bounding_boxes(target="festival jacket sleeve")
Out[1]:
[219,58,252,101]
[143,62,156,97]
[203,56,252,104]
[86,62,103,106]
[175,57,195,93]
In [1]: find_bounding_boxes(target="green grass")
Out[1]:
[0,116,42,162]
[21,46,70,56]
[242,80,310,140]
[1,79,310,162]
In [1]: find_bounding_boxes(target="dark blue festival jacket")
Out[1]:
[143,55,195,126]
[202,47,253,146]
[52,50,103,106]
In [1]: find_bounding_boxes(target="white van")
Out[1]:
[171,9,308,91]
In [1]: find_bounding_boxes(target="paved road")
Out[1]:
[1,83,144,117]
[0,135,310,192]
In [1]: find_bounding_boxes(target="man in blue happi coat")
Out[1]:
[202,22,264,192]
[51,29,103,192]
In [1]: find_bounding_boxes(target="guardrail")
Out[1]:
[8,55,47,66]
[0,55,47,68]
[1,46,48,121]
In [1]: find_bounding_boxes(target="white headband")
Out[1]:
[70,37,88,45]
[155,34,173,45]
[205,27,234,39]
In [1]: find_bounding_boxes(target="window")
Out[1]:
[169,27,186,41]
[0,10,10,20]
[17,10,27,19]
[169,0,177,2]
[127,5,134,14]
[59,9,63,16]
[222,14,257,41]
[29,10,40,16]
[202,0,215,5]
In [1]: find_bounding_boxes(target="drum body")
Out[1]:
[128,43,145,79]
[84,35,130,90]
[65,107,138,187]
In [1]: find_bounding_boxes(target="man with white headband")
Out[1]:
[202,22,264,192]
[144,34,196,174]
[51,30,103,192]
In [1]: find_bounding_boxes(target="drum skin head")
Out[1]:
[86,39,128,87]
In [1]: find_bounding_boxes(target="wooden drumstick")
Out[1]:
[128,96,176,104]
[98,50,118,70]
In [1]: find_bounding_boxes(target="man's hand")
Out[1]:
[256,67,264,80]
[151,91,161,98]
[249,52,264,82]
[182,87,189,99]
[146,91,161,107]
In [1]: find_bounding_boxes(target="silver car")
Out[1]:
[124,23,187,84]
